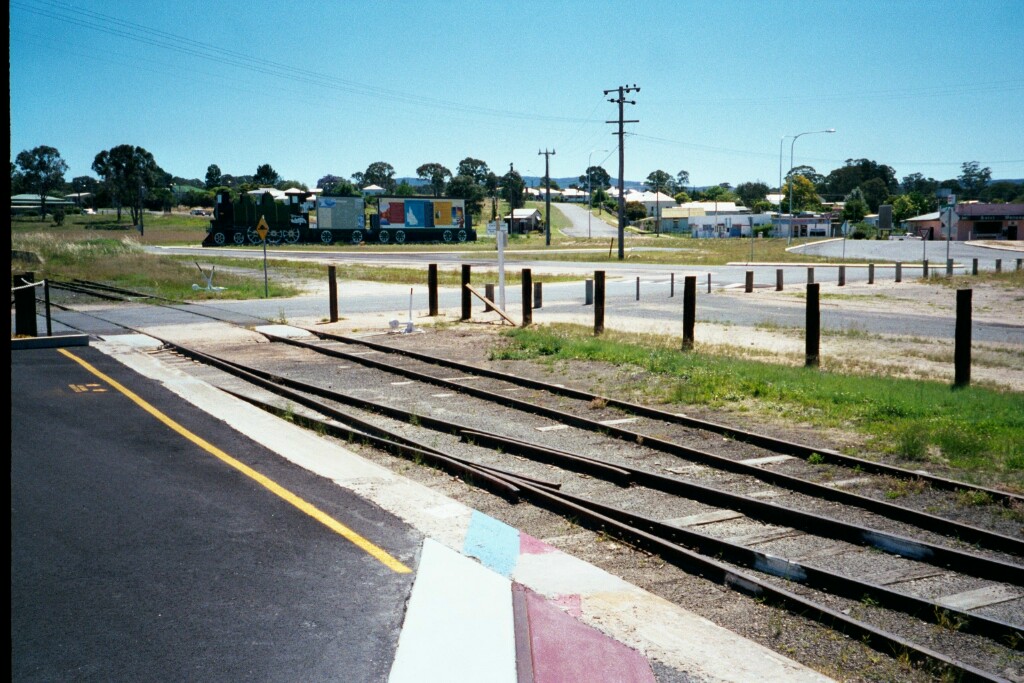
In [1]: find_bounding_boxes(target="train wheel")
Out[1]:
[247,227,261,245]
[284,228,300,244]
[350,230,363,245]
[212,230,227,246]
[320,230,334,245]
[379,230,390,244]
[458,229,467,242]
[232,231,246,246]
[266,230,282,245]
[442,230,453,243]
[395,230,406,244]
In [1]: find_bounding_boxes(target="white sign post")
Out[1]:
[497,223,507,310]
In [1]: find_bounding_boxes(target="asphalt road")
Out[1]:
[11,346,420,681]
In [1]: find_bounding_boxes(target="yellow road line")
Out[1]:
[58,348,411,574]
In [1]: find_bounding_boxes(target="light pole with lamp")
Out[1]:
[587,149,608,238]
[787,128,835,242]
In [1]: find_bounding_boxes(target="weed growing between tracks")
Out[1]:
[494,324,1024,491]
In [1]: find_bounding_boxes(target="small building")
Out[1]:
[904,212,941,239]
[771,214,833,238]
[690,213,773,238]
[954,203,1023,240]
[660,206,705,233]
[677,201,748,216]
[361,184,385,196]
[11,193,74,215]
[505,208,542,233]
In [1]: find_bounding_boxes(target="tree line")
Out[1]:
[12,143,1023,226]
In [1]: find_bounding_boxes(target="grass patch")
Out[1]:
[494,324,1024,488]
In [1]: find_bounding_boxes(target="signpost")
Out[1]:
[257,216,269,297]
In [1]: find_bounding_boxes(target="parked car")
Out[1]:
[190,209,211,216]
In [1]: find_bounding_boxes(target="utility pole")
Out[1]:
[538,149,555,246]
[605,84,639,260]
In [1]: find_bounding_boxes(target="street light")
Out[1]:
[587,149,608,238]
[786,128,835,241]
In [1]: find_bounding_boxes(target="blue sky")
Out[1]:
[10,0,1024,189]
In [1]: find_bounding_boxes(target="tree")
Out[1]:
[781,175,822,213]
[675,170,690,190]
[673,191,691,204]
[735,181,770,209]
[484,171,500,220]
[539,175,560,190]
[317,174,343,190]
[786,165,824,187]
[698,185,738,202]
[205,164,223,189]
[625,201,647,222]
[92,144,164,223]
[645,170,672,194]
[394,180,417,197]
[360,161,396,192]
[889,194,917,226]
[820,159,897,201]
[322,177,360,197]
[842,188,869,223]
[501,169,525,211]
[456,157,490,186]
[447,174,486,216]
[981,180,1023,203]
[901,172,938,196]
[958,161,992,199]
[859,178,891,213]
[416,163,452,197]
[578,165,610,192]
[254,163,281,186]
[15,145,68,220]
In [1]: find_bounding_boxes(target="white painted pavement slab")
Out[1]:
[938,585,1021,611]
[388,539,515,683]
[739,454,796,466]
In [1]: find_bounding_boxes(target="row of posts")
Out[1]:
[325,261,991,387]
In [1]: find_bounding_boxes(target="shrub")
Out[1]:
[52,209,66,226]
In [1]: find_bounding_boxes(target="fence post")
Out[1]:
[923,259,929,278]
[955,288,972,388]
[995,259,1002,273]
[328,265,338,323]
[428,263,438,316]
[594,270,605,336]
[461,264,471,321]
[838,265,846,287]
[868,263,874,285]
[636,276,640,301]
[1017,258,1023,271]
[485,283,495,312]
[43,278,52,337]
[776,268,783,291]
[682,275,696,351]
[585,279,594,305]
[745,270,753,293]
[670,273,675,298]
[533,282,543,309]
[805,282,820,368]
[12,271,37,338]
[946,258,954,276]
[896,261,902,283]
[707,272,711,293]
[972,258,978,276]
[521,269,533,326]
[807,267,815,284]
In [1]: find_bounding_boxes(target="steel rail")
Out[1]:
[266,331,1024,557]
[302,327,1023,508]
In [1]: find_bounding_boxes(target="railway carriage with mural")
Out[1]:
[202,189,475,247]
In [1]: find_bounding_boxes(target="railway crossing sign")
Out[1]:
[256,216,269,241]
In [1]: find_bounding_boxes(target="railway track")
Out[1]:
[42,281,1024,681]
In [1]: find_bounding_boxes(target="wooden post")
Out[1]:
[972,258,978,276]
[1017,258,1022,271]
[838,265,846,287]
[12,271,37,338]
[707,272,711,293]
[946,258,954,276]
[521,269,532,326]
[995,259,1002,273]
[954,288,972,388]
[923,259,929,278]
[533,282,542,309]
[868,263,874,284]
[636,276,640,301]
[682,275,696,351]
[461,264,471,321]
[485,283,495,312]
[594,270,605,336]
[670,272,675,298]
[896,261,902,283]
[328,265,338,323]
[745,270,753,293]
[776,268,783,292]
[585,279,593,305]
[807,267,814,284]
[805,283,820,368]
[428,263,438,316]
